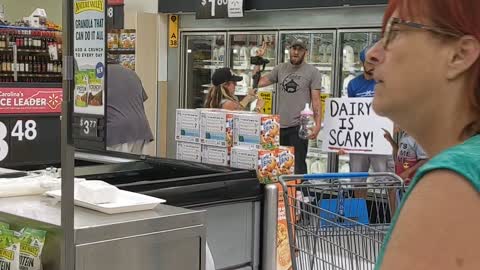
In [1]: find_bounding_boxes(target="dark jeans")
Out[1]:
[280,126,309,174]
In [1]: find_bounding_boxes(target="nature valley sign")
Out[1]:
[75,0,104,14]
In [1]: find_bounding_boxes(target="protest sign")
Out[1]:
[321,98,394,155]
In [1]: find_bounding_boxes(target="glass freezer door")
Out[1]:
[279,31,336,174]
[228,32,277,113]
[182,33,227,109]
[338,30,381,98]
[336,30,381,173]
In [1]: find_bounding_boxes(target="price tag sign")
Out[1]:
[79,117,99,137]
[0,116,61,166]
[196,0,228,19]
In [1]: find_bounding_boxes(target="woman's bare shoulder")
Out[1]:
[380,170,480,270]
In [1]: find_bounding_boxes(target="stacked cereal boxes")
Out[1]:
[230,113,295,184]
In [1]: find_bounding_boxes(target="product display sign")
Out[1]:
[0,116,61,166]
[320,93,330,121]
[196,0,245,19]
[321,98,393,155]
[258,91,272,114]
[73,0,106,116]
[73,0,107,150]
[0,87,63,114]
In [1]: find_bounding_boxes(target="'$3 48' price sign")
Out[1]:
[0,120,38,162]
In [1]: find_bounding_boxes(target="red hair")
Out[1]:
[383,0,480,133]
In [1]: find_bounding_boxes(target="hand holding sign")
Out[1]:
[321,98,394,155]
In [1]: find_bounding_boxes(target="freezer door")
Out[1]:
[181,33,227,109]
[279,31,336,175]
[334,30,381,173]
[337,30,381,98]
[228,32,278,114]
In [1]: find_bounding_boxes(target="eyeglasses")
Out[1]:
[382,17,463,48]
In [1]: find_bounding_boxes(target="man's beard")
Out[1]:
[290,54,305,65]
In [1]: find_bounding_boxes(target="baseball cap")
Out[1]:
[290,38,308,50]
[359,43,376,63]
[212,68,243,86]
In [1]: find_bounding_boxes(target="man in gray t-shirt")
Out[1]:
[253,38,323,174]
[106,64,153,155]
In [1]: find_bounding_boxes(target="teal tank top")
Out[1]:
[375,135,480,269]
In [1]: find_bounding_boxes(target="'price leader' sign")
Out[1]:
[197,0,244,19]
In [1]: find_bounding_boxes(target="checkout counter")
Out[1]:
[0,150,270,270]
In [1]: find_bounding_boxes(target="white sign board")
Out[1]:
[321,98,394,155]
[73,0,106,116]
[228,0,244,18]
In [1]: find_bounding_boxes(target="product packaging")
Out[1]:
[200,110,234,147]
[230,146,258,170]
[129,32,136,49]
[0,222,8,230]
[234,114,280,150]
[176,142,202,163]
[276,182,295,270]
[19,228,46,270]
[87,70,103,106]
[256,146,295,184]
[257,149,278,184]
[202,145,230,166]
[276,146,295,176]
[175,109,200,143]
[74,71,89,107]
[107,32,119,49]
[0,229,20,270]
[119,29,135,49]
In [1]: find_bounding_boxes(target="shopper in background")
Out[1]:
[343,46,394,197]
[253,38,323,174]
[106,63,153,155]
[368,0,480,269]
[205,67,264,112]
[383,126,428,185]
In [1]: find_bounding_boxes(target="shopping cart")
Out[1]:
[279,172,405,270]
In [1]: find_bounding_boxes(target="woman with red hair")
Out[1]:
[367,0,480,269]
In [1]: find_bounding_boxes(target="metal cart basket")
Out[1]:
[279,172,405,270]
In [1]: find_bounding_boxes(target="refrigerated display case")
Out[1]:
[181,33,227,109]
[227,32,278,114]
[228,32,277,96]
[335,29,381,172]
[279,31,336,174]
[337,30,381,98]
[279,31,335,95]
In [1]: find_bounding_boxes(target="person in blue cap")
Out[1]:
[347,47,376,98]
[344,46,394,196]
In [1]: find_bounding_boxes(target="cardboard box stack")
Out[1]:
[175,109,295,183]
[199,109,234,166]
[175,109,201,163]
[175,109,200,143]
[175,108,295,270]
[176,141,202,163]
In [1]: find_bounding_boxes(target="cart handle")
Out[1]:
[302,172,370,180]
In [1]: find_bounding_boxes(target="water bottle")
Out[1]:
[298,103,316,140]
